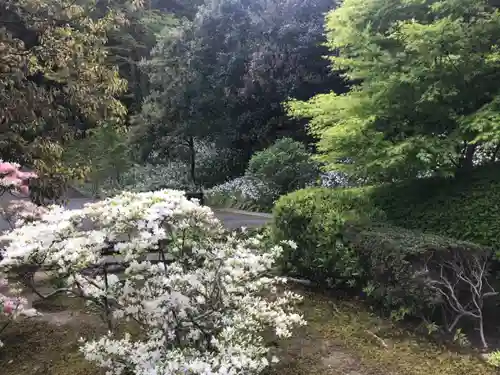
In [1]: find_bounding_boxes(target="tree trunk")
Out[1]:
[456,143,477,176]
[188,136,196,188]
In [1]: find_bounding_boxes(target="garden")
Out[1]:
[1,159,500,375]
[3,0,500,374]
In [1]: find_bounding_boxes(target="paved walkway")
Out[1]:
[0,196,272,231]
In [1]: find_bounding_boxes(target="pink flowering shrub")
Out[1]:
[0,161,39,348]
[0,161,37,196]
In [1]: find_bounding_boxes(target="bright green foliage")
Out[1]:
[0,0,130,200]
[277,163,500,249]
[287,0,500,181]
[271,187,381,286]
[247,138,320,195]
[485,351,500,367]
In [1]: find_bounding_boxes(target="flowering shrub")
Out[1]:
[316,171,351,188]
[0,161,39,348]
[0,200,48,229]
[79,139,240,197]
[205,176,279,212]
[0,190,305,373]
[0,161,36,196]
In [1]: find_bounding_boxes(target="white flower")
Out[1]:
[0,189,305,373]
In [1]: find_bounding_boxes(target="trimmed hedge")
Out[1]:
[367,163,500,247]
[271,188,383,286]
[276,163,500,248]
[272,187,495,319]
[344,223,491,315]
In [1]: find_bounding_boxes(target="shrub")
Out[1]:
[205,176,278,212]
[81,162,197,197]
[293,163,500,248]
[345,224,493,316]
[272,187,382,286]
[366,164,500,248]
[273,187,497,347]
[194,144,245,188]
[316,171,352,188]
[247,138,320,195]
[0,190,306,373]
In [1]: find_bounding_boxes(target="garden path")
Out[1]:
[0,195,272,231]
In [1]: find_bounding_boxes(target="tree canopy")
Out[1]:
[133,0,346,178]
[0,0,132,200]
[288,0,500,182]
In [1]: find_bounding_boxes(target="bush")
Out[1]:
[272,187,382,286]
[290,163,500,248]
[80,162,197,197]
[0,190,306,372]
[247,138,320,195]
[194,145,246,188]
[0,161,39,348]
[273,187,497,347]
[366,164,500,248]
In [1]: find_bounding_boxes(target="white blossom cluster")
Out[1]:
[205,176,278,209]
[0,200,48,229]
[316,171,351,188]
[0,189,305,373]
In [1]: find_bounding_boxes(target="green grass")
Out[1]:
[0,289,496,375]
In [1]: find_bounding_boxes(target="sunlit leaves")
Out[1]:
[289,0,500,181]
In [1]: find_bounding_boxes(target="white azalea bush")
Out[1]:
[0,190,305,373]
[205,176,279,212]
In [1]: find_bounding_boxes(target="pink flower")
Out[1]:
[0,161,37,195]
[15,171,37,181]
[2,301,13,315]
[18,184,29,195]
[0,163,17,175]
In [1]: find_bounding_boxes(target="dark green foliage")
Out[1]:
[367,164,500,248]
[247,138,320,195]
[135,0,346,172]
[344,223,491,316]
[272,187,495,334]
[279,163,500,248]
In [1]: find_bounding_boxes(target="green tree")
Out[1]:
[102,2,177,118]
[0,0,131,201]
[134,0,345,180]
[247,137,320,195]
[288,0,500,182]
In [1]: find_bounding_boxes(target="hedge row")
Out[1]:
[272,187,495,323]
[368,163,500,247]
